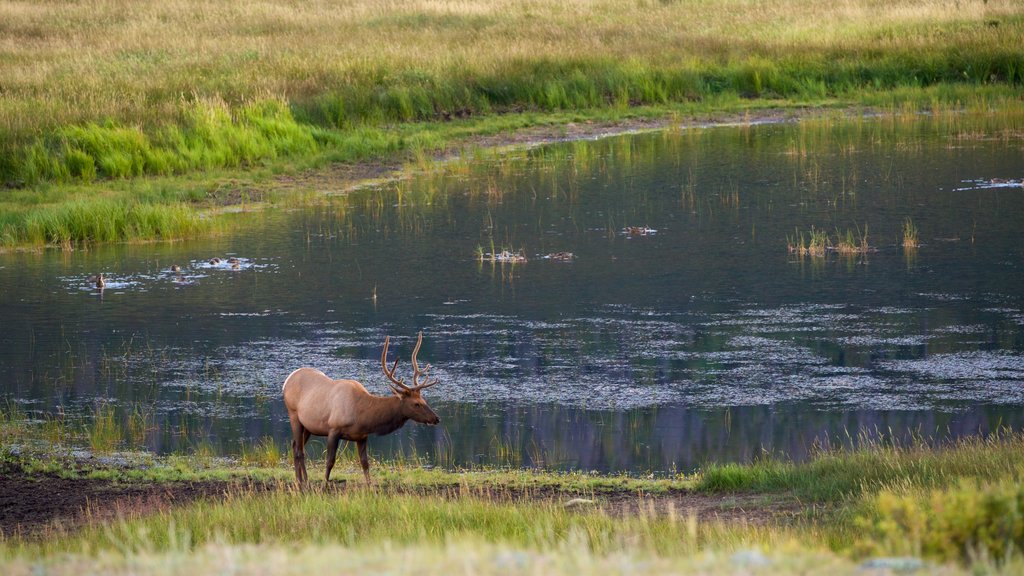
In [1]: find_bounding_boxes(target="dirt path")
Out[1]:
[1,459,805,539]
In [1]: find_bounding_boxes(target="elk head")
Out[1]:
[381,331,441,425]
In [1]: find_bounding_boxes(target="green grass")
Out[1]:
[4,416,1024,572]
[1,0,1023,248]
[696,432,1024,502]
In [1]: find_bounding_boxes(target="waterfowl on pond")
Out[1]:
[170,264,181,273]
[545,251,576,261]
[210,258,221,265]
[227,257,240,265]
[622,226,657,237]
[88,273,105,289]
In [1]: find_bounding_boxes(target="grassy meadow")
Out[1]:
[4,402,1024,574]
[1,0,1023,247]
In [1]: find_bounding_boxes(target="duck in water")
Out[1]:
[88,273,105,289]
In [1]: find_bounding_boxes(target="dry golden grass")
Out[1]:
[1,0,1021,137]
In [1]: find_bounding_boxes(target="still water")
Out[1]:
[2,113,1023,472]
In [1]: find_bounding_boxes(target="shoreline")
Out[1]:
[1,98,1019,252]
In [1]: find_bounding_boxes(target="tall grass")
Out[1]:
[696,432,1024,502]
[87,403,123,454]
[902,217,920,249]
[12,200,207,247]
[6,486,784,560]
[1,0,1023,189]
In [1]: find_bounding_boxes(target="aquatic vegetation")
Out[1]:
[902,217,920,249]
[87,403,122,454]
[834,224,871,256]
[125,404,155,448]
[788,225,874,257]
[6,199,209,249]
[787,226,829,257]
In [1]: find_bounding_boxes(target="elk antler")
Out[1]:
[380,335,411,392]
[380,332,439,393]
[410,331,439,390]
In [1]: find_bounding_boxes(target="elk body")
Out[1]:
[282,333,440,485]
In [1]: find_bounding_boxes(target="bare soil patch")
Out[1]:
[0,461,272,539]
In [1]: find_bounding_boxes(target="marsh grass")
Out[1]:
[239,436,283,468]
[0,400,30,447]
[125,404,155,448]
[787,226,829,257]
[902,217,920,249]
[87,403,122,454]
[834,224,871,256]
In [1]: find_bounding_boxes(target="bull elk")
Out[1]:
[282,332,441,485]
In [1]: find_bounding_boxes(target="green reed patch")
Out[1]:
[8,199,207,247]
[239,436,283,468]
[902,217,920,249]
[87,403,122,455]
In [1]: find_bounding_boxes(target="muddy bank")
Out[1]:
[0,460,273,539]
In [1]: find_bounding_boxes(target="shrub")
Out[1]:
[857,480,1024,563]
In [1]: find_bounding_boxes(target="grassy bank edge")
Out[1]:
[3,84,1020,251]
[3,420,1024,569]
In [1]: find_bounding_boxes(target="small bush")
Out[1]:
[857,480,1024,563]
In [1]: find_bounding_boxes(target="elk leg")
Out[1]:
[289,417,307,484]
[301,429,310,483]
[357,439,372,485]
[324,431,341,486]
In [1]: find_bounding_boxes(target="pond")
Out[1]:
[2,111,1023,473]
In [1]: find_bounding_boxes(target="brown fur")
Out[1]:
[282,364,440,485]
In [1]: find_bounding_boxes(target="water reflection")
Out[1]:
[1,111,1023,472]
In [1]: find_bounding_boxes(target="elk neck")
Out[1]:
[357,392,410,436]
